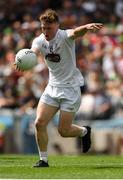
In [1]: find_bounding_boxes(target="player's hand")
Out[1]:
[12,62,22,71]
[86,23,103,32]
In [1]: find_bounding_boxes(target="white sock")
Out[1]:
[79,127,87,137]
[39,151,48,163]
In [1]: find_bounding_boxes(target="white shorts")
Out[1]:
[40,84,81,112]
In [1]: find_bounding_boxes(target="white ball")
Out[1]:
[15,49,37,71]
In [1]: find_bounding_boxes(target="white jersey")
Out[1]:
[31,29,84,87]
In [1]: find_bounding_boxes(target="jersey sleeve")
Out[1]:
[31,37,43,53]
[65,29,73,38]
[64,29,75,46]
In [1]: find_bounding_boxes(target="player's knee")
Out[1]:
[35,118,46,130]
[58,127,68,137]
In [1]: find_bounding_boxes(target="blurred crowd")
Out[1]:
[0,0,123,121]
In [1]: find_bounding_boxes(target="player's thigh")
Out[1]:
[58,110,75,130]
[60,86,81,112]
[36,102,59,125]
[58,87,81,130]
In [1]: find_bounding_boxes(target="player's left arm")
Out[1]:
[68,23,103,40]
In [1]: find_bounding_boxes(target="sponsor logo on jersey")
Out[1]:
[45,53,61,62]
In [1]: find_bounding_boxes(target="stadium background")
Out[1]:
[0,0,123,155]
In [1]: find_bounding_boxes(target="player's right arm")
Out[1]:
[31,47,44,65]
[13,48,40,71]
[31,36,44,60]
[14,36,43,71]
[31,47,40,56]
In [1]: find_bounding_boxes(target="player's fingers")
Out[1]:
[16,66,20,71]
[11,63,15,68]
[95,24,103,28]
[16,65,24,72]
[95,23,103,26]
[93,24,103,31]
[94,26,101,30]
[11,63,18,71]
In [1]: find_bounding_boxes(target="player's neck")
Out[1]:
[48,29,59,42]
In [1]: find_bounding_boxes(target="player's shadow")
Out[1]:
[53,164,123,169]
[93,165,123,169]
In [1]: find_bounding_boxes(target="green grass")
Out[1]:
[0,154,123,179]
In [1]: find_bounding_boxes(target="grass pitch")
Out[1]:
[0,154,123,179]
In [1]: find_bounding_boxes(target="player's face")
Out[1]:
[41,22,59,41]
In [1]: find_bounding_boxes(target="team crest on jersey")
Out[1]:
[42,44,47,49]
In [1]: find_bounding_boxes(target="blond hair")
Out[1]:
[39,9,59,24]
